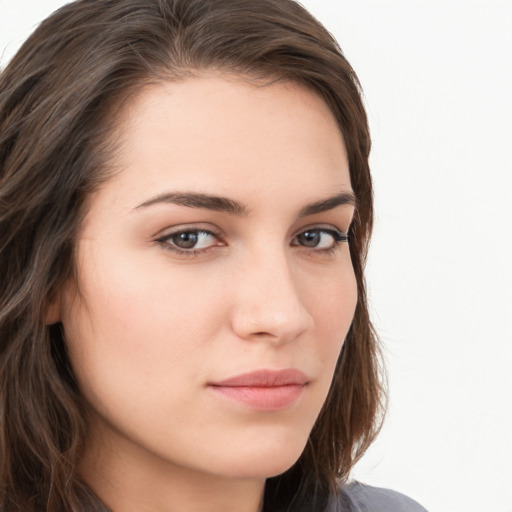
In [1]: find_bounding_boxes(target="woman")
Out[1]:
[0,1,427,511]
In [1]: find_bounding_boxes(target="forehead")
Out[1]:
[91,75,351,214]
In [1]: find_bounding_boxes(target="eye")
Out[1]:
[292,228,348,250]
[156,228,222,253]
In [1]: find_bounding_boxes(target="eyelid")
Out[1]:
[153,222,223,240]
[292,223,348,240]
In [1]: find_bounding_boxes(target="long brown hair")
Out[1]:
[0,1,385,510]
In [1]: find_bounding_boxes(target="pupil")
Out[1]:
[174,232,198,249]
[299,231,320,247]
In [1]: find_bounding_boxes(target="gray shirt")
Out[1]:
[85,481,428,511]
[336,482,428,512]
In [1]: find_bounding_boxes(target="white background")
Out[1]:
[1,1,511,511]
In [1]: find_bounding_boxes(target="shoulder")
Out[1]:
[331,481,428,512]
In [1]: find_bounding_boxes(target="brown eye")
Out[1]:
[296,231,322,247]
[158,229,219,252]
[292,229,347,250]
[171,232,200,249]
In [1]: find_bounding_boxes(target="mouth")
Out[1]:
[207,369,309,411]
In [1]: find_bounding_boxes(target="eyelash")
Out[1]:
[155,226,349,257]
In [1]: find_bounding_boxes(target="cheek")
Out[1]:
[309,261,357,336]
[60,242,234,409]
[319,268,357,372]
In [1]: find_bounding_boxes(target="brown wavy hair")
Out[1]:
[0,0,385,510]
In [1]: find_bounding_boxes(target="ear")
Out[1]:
[45,293,62,325]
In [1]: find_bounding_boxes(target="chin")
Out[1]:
[204,432,308,480]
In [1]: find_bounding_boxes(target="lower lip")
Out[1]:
[208,384,305,411]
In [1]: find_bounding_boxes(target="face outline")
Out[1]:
[56,75,357,504]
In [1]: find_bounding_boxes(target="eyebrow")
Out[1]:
[298,191,356,217]
[135,192,250,215]
[134,190,356,217]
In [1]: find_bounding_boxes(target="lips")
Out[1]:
[211,368,309,387]
[208,369,309,411]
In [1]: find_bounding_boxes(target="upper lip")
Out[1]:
[209,369,309,387]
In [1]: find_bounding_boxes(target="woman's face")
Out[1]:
[56,76,357,486]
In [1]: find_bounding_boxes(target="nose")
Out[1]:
[229,248,314,344]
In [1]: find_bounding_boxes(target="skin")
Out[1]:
[53,75,357,512]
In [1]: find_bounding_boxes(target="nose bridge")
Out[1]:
[230,243,313,342]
